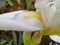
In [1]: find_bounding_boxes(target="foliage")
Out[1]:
[6,0,14,6]
[6,0,35,10]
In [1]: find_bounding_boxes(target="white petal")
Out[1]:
[0,10,27,19]
[35,0,50,23]
[0,18,43,31]
[0,10,43,31]
[35,0,55,26]
[50,35,60,43]
[47,0,60,30]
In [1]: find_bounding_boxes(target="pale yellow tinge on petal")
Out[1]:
[23,11,42,22]
[32,31,42,44]
[22,31,32,45]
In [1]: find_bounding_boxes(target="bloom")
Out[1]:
[35,0,60,43]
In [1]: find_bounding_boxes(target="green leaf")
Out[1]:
[18,32,23,45]
[0,36,11,45]
[6,0,14,6]
[0,39,6,45]
[26,0,32,10]
[17,0,22,5]
[12,31,17,45]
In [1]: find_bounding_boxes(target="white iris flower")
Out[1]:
[0,0,60,43]
[35,0,60,43]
